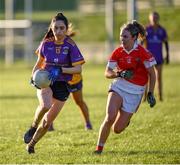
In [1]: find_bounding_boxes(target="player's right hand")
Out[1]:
[117,70,134,79]
[48,67,62,83]
[30,77,41,89]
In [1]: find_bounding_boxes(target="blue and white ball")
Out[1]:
[33,69,51,88]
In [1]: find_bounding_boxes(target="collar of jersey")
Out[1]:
[54,41,64,45]
[122,41,138,54]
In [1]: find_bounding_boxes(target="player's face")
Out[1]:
[120,29,135,51]
[149,13,159,25]
[51,20,67,41]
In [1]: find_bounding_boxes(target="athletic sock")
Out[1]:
[31,122,38,128]
[96,143,104,152]
[28,139,37,148]
[86,122,92,129]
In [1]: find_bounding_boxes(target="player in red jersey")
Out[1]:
[94,20,157,154]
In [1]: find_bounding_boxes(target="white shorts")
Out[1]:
[110,85,143,113]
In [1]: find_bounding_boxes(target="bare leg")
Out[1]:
[112,110,133,134]
[32,88,52,128]
[24,88,53,144]
[95,92,123,152]
[27,98,65,153]
[71,89,92,129]
[49,89,92,130]
[32,105,49,128]
[155,64,163,101]
[48,122,55,131]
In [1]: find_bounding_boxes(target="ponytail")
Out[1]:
[121,20,146,40]
[132,20,146,39]
[66,23,76,37]
[42,28,53,41]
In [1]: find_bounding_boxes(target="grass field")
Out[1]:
[0,63,180,164]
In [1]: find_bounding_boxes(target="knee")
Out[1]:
[113,121,130,134]
[113,127,125,134]
[74,99,84,106]
[104,116,116,126]
[42,114,52,129]
[39,104,51,112]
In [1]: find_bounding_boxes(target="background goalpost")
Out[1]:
[105,0,137,54]
[1,0,137,65]
[0,0,33,66]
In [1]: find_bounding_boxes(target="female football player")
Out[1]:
[144,11,169,101]
[23,12,86,154]
[94,20,157,154]
[48,26,92,131]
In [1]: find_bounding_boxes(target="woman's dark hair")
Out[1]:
[42,12,69,41]
[53,12,68,29]
[120,20,146,40]
[150,11,160,19]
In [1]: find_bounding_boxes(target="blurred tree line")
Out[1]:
[0,0,78,12]
[0,0,176,13]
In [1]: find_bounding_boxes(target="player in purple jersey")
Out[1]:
[144,11,169,101]
[23,13,85,154]
[48,26,92,131]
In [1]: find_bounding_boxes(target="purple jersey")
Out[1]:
[146,25,167,64]
[36,36,85,82]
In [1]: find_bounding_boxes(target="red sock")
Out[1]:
[96,145,104,151]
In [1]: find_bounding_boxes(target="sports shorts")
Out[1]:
[109,87,143,113]
[68,80,83,93]
[50,81,70,101]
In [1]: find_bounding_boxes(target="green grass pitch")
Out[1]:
[0,63,180,163]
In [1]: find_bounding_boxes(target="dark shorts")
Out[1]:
[154,56,163,65]
[50,81,70,101]
[68,80,83,93]
[155,60,163,65]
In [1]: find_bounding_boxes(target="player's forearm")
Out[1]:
[62,65,82,74]
[105,68,117,79]
[148,67,156,93]
[164,41,169,55]
[31,56,44,76]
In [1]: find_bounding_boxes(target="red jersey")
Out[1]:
[109,44,156,86]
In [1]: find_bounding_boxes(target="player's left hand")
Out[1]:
[48,67,62,83]
[165,56,169,64]
[164,54,169,65]
[147,92,156,108]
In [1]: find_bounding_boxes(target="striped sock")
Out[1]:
[28,139,37,148]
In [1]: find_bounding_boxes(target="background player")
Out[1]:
[144,11,169,101]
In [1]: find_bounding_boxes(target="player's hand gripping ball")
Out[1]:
[48,67,62,84]
[32,69,51,89]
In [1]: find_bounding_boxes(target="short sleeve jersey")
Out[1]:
[36,36,85,82]
[109,44,156,86]
[146,25,167,64]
